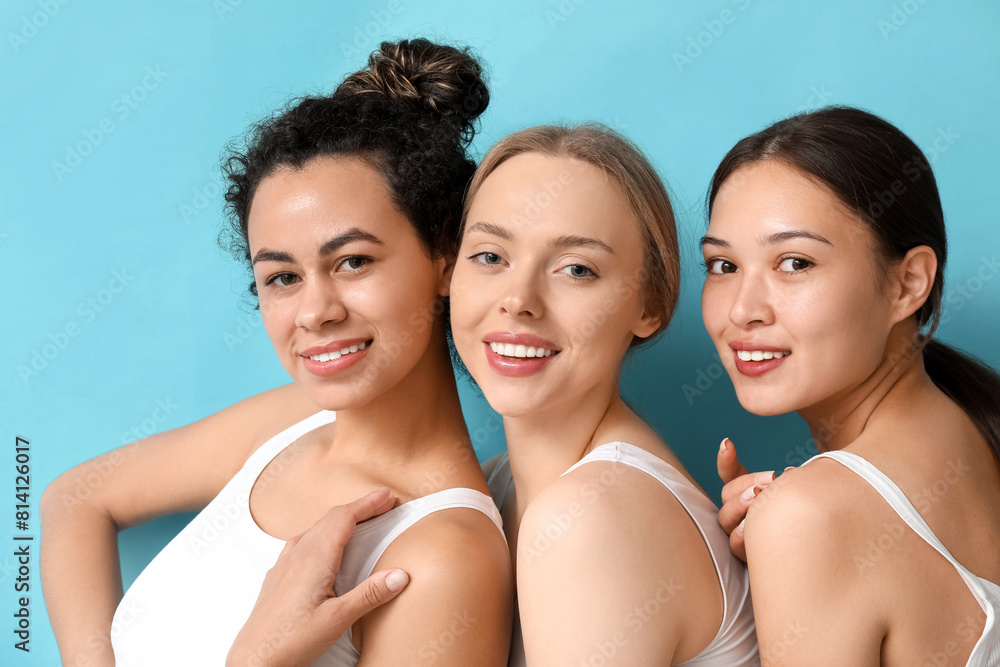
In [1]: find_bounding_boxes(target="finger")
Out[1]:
[321,568,409,628]
[720,472,757,505]
[344,487,396,524]
[294,489,399,574]
[717,438,750,484]
[719,470,774,534]
[729,520,748,562]
[718,482,755,534]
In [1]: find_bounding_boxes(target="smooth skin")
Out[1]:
[452,153,725,665]
[41,156,512,667]
[702,160,1000,665]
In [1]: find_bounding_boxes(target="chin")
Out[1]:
[732,387,799,417]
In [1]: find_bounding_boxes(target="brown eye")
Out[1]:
[777,257,813,272]
[707,259,737,274]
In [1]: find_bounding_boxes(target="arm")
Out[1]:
[515,464,717,666]
[40,382,318,666]
[744,466,885,665]
[355,508,513,666]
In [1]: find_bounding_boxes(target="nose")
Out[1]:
[499,267,544,319]
[728,270,775,328]
[294,277,348,330]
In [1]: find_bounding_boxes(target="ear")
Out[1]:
[631,307,662,340]
[888,245,937,324]
[436,252,457,297]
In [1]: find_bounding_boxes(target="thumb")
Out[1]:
[323,569,409,627]
[717,438,749,484]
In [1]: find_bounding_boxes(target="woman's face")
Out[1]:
[450,152,658,418]
[248,156,451,409]
[701,160,896,417]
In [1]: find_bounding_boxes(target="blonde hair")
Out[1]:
[462,124,680,344]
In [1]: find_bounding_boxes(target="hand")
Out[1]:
[227,488,410,667]
[717,438,774,562]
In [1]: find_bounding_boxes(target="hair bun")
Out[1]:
[337,38,489,130]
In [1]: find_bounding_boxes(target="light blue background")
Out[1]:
[3,0,998,663]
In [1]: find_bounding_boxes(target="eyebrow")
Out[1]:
[466,221,614,254]
[699,229,833,248]
[251,228,384,265]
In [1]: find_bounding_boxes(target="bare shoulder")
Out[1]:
[746,457,872,550]
[354,507,513,665]
[521,455,693,546]
[515,460,713,663]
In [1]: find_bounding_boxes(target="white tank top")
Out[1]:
[808,450,1000,666]
[488,442,760,666]
[111,410,504,666]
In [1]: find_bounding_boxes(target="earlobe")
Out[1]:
[890,245,937,323]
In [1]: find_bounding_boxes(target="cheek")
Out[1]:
[700,281,732,339]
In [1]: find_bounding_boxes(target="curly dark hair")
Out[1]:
[220,38,490,302]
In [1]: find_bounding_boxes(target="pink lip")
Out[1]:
[728,342,791,378]
[483,332,560,378]
[300,338,372,377]
[484,331,560,351]
[729,341,790,353]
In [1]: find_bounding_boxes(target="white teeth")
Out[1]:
[737,350,789,362]
[308,342,369,362]
[490,342,556,358]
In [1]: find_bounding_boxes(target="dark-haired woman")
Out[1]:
[701,106,1000,665]
[40,39,512,667]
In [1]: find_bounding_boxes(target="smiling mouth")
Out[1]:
[307,340,371,362]
[488,342,558,359]
[735,350,790,361]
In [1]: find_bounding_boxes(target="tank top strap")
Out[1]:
[807,451,992,607]
[237,410,337,485]
[352,487,505,585]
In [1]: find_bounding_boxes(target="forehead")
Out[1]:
[247,156,406,247]
[709,160,870,246]
[469,152,636,238]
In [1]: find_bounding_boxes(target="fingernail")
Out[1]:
[755,471,775,485]
[719,438,729,454]
[740,485,760,502]
[386,569,409,593]
[736,519,745,535]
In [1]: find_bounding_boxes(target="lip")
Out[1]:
[483,331,560,351]
[729,341,791,378]
[729,341,790,353]
[482,331,560,378]
[300,338,372,377]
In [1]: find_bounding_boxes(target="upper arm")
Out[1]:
[514,465,692,666]
[42,382,319,529]
[355,508,513,666]
[744,466,886,666]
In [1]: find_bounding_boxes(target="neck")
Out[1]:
[329,333,470,464]
[798,325,933,452]
[503,376,621,519]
